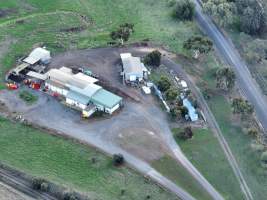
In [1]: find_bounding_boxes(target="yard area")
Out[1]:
[0,116,179,200]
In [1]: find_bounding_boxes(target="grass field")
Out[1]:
[186,54,267,200]
[152,155,213,200]
[0,117,179,200]
[207,95,267,200]
[173,128,244,200]
[0,0,200,87]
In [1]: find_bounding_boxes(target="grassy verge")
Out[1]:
[173,128,244,200]
[0,117,179,200]
[152,155,213,200]
[19,90,38,104]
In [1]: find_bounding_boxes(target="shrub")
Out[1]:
[32,178,47,191]
[166,87,179,101]
[177,127,194,140]
[62,192,79,200]
[157,76,171,92]
[113,154,125,166]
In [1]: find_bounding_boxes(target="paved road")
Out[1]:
[192,1,258,200]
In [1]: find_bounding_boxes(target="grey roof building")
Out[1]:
[121,53,147,82]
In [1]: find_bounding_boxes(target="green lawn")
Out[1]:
[173,128,244,200]
[152,155,213,200]
[0,117,179,200]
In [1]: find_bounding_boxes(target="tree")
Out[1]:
[232,98,254,115]
[166,87,179,101]
[183,36,213,58]
[247,128,258,137]
[240,6,265,35]
[177,127,194,140]
[203,0,237,27]
[173,0,195,21]
[113,154,124,166]
[144,50,162,67]
[110,23,134,45]
[216,67,236,91]
[157,76,171,92]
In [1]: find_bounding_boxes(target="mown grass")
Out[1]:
[152,155,213,200]
[173,128,244,200]
[0,117,179,200]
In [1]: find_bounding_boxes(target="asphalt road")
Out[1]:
[192,1,258,200]
[194,1,267,134]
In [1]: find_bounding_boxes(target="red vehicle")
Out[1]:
[6,83,18,90]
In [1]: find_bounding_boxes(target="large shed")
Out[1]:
[121,53,147,82]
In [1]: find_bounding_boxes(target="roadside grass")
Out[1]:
[0,117,179,200]
[172,127,244,200]
[152,155,213,200]
[186,54,267,200]
[0,0,200,87]
[19,90,38,105]
[207,95,267,200]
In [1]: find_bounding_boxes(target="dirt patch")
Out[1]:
[0,9,17,18]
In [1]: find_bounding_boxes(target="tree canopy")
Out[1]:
[183,36,213,56]
[144,50,162,67]
[203,0,237,27]
[232,98,254,115]
[173,0,195,21]
[110,23,134,45]
[216,67,236,91]
[157,76,171,92]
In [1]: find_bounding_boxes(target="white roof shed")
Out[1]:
[24,47,51,65]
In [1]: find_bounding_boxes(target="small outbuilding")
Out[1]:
[121,53,147,82]
[23,47,51,65]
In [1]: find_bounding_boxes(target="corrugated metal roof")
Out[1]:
[68,84,102,98]
[27,71,47,80]
[92,89,122,108]
[66,91,90,105]
[46,68,98,89]
[183,98,198,121]
[23,47,51,65]
[12,63,30,75]
[121,54,144,74]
